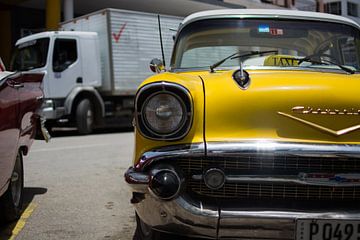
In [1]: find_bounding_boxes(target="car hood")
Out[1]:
[199,69,360,144]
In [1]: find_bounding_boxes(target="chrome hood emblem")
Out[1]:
[299,173,360,187]
[292,106,360,115]
[278,106,360,136]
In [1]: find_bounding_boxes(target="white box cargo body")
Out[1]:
[60,8,182,95]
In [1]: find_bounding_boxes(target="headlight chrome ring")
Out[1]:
[135,82,193,140]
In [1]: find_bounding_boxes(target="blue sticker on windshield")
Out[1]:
[258,25,270,33]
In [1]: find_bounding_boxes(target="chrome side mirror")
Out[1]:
[150,58,165,73]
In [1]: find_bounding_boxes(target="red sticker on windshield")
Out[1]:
[270,28,283,36]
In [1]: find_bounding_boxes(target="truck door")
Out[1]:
[48,38,82,98]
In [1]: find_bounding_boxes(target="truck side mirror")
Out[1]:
[150,58,165,73]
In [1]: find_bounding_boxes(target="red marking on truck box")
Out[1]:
[112,23,127,43]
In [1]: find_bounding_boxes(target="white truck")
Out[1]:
[10,8,182,134]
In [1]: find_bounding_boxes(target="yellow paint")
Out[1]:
[9,203,37,240]
[202,69,360,143]
[133,68,360,165]
[46,0,61,30]
[278,111,360,136]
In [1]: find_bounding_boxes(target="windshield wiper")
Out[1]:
[298,56,355,74]
[210,50,278,73]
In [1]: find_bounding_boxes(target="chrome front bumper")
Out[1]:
[125,141,360,239]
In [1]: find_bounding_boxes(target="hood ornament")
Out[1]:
[232,62,250,90]
[278,106,360,136]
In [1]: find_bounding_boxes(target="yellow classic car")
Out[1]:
[125,9,360,240]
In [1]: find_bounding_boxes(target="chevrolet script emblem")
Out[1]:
[278,106,360,136]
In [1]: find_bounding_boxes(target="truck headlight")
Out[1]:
[135,82,193,140]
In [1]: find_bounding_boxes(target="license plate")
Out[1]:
[296,220,360,240]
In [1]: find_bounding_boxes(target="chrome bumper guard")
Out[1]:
[125,141,360,239]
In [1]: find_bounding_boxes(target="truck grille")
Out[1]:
[177,157,360,201]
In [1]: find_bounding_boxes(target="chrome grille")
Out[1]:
[178,156,360,172]
[177,157,360,200]
[188,180,360,200]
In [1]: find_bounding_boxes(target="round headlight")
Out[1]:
[142,93,186,135]
[150,170,181,200]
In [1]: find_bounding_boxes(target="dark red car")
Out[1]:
[0,70,46,222]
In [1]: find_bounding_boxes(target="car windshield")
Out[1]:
[10,37,50,71]
[171,19,360,73]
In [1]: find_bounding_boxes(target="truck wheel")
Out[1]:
[0,151,24,223]
[76,99,94,134]
[133,213,164,240]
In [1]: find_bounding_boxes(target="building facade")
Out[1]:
[321,0,360,24]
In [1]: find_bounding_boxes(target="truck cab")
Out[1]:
[11,31,105,134]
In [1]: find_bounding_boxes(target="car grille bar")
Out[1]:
[174,142,360,201]
[187,181,360,200]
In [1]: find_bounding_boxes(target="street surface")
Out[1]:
[0,130,199,240]
[0,130,136,240]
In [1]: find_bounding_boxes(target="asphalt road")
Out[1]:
[0,130,137,240]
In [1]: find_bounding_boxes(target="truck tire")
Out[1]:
[133,213,164,240]
[76,99,94,134]
[0,151,24,223]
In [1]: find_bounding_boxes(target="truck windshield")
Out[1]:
[10,38,50,71]
[171,19,360,73]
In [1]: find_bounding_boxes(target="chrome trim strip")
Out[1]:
[134,141,360,171]
[178,14,360,35]
[135,143,205,171]
[207,141,360,158]
[133,191,360,239]
[134,81,194,141]
[192,173,360,187]
[124,167,150,184]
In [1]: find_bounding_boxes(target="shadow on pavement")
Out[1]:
[0,187,47,239]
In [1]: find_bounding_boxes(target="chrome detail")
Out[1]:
[206,141,360,158]
[11,172,19,182]
[188,181,360,200]
[192,173,360,187]
[125,167,150,185]
[149,58,165,73]
[134,143,205,171]
[149,168,182,200]
[278,111,360,136]
[232,67,250,90]
[140,91,187,137]
[132,191,360,239]
[135,194,219,238]
[39,117,51,143]
[292,106,360,115]
[203,168,225,190]
[177,14,360,38]
[218,209,360,239]
[127,141,360,238]
[135,81,193,141]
